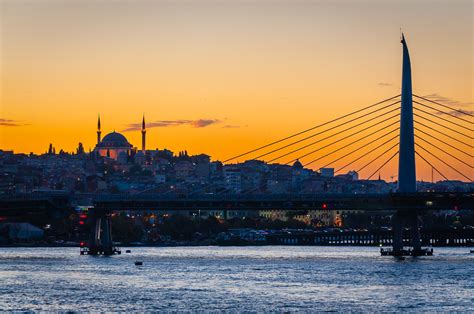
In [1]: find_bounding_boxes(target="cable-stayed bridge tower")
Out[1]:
[391,34,425,256]
[398,34,416,193]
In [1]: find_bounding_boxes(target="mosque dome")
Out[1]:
[97,131,132,148]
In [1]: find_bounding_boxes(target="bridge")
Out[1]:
[1,34,472,256]
[81,35,473,256]
[91,192,472,212]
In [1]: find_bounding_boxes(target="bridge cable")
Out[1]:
[414,127,473,158]
[413,100,473,125]
[356,142,399,173]
[193,107,401,195]
[319,130,399,170]
[221,94,401,163]
[414,135,472,168]
[204,101,401,194]
[334,133,399,173]
[252,105,401,162]
[269,114,400,164]
[412,94,474,118]
[413,113,473,141]
[414,120,474,148]
[414,151,449,181]
[300,120,400,167]
[296,117,400,166]
[228,131,399,193]
[415,143,472,181]
[413,104,473,132]
[413,109,473,138]
[366,151,399,180]
[298,124,400,168]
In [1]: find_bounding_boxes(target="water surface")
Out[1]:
[0,246,472,311]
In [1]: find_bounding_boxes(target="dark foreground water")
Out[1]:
[0,246,473,311]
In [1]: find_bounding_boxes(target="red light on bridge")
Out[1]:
[80,241,85,247]
[322,203,327,209]
[79,214,87,219]
[79,221,85,225]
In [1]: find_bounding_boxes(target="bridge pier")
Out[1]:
[80,209,120,256]
[382,209,431,257]
[410,211,422,253]
[393,212,404,253]
[379,35,432,257]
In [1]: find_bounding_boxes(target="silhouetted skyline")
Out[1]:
[1,0,472,182]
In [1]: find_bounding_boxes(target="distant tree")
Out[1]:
[76,142,85,155]
[197,216,227,236]
[459,211,474,227]
[58,149,70,156]
[48,143,53,154]
[160,215,197,240]
[177,150,190,160]
[154,150,172,161]
[109,185,120,194]
[258,218,307,230]
[342,213,372,229]
[111,214,144,243]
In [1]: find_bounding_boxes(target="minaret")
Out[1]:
[397,34,416,193]
[97,114,102,145]
[141,114,146,153]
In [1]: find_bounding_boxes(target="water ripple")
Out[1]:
[0,246,472,311]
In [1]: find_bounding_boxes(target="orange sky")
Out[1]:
[1,0,472,182]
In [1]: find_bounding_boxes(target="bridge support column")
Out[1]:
[392,212,404,254]
[81,209,120,256]
[410,211,422,253]
[382,209,431,257]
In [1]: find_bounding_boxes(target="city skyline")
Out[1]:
[1,0,472,182]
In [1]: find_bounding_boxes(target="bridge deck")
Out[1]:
[92,192,472,211]
[0,192,472,212]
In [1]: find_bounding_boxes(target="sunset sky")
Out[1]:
[1,0,472,181]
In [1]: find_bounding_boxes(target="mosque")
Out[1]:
[93,115,146,160]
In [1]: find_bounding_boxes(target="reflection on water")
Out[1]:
[0,246,473,311]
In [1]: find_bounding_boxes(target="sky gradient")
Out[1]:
[1,0,472,181]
